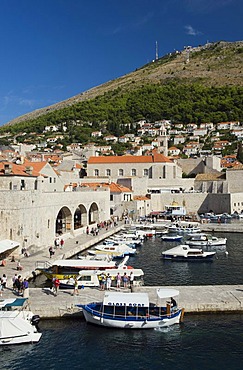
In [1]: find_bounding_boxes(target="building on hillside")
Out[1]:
[86,149,182,181]
[168,146,181,156]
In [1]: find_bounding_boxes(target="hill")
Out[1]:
[3,40,243,130]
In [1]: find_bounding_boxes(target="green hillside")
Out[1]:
[1,41,243,140]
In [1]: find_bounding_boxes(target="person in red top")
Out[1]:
[60,239,64,249]
[53,277,60,296]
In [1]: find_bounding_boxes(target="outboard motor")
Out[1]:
[31,315,41,332]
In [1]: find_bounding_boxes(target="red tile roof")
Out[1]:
[0,161,48,177]
[88,152,172,164]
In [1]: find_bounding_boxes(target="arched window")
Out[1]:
[118,169,124,176]
[131,169,136,176]
[94,169,99,176]
[106,169,111,176]
[143,169,148,176]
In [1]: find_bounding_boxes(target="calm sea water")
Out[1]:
[1,315,243,370]
[2,232,243,369]
[130,232,243,286]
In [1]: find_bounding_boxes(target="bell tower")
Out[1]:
[157,124,168,156]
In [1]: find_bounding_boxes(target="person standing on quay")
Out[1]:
[22,278,29,298]
[60,239,64,249]
[72,278,79,296]
[53,277,60,296]
[116,272,121,290]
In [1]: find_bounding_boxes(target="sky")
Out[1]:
[0,0,242,125]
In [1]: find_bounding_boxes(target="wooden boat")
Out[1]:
[36,257,128,280]
[161,244,216,261]
[0,298,41,345]
[78,288,184,329]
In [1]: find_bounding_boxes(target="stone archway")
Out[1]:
[74,204,87,230]
[55,206,72,235]
[88,202,99,224]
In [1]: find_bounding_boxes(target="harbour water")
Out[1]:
[131,232,243,286]
[1,315,243,370]
[1,231,243,369]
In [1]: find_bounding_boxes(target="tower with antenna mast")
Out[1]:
[155,41,159,61]
[184,46,192,64]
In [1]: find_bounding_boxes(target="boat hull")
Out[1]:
[0,332,42,346]
[82,308,182,329]
[162,254,214,261]
[186,240,227,247]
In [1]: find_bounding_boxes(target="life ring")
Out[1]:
[2,259,6,266]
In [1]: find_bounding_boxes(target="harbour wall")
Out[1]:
[6,284,243,318]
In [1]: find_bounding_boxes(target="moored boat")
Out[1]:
[59,268,144,289]
[94,243,136,257]
[162,244,216,261]
[185,233,227,247]
[36,257,127,280]
[78,288,183,329]
[161,234,183,242]
[167,224,201,234]
[0,298,41,345]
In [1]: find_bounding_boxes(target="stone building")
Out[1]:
[0,161,110,253]
[87,150,182,181]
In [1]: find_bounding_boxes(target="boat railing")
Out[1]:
[88,306,180,320]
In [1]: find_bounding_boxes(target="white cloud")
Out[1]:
[185,25,202,36]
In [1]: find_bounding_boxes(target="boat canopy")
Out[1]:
[103,292,149,307]
[51,259,117,268]
[0,240,19,255]
[0,312,30,339]
[0,298,27,308]
[156,288,180,299]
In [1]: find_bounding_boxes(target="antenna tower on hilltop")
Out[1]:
[184,46,191,64]
[155,41,159,61]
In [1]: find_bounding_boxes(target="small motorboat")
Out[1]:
[167,224,201,234]
[161,234,183,242]
[94,243,136,257]
[161,244,216,261]
[185,233,227,247]
[78,288,184,329]
[0,298,41,345]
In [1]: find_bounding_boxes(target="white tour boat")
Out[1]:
[78,288,184,329]
[162,244,216,261]
[0,298,41,345]
[59,268,144,289]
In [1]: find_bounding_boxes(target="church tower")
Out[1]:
[156,124,168,156]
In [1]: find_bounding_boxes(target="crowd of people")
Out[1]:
[0,273,29,298]
[99,271,134,291]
